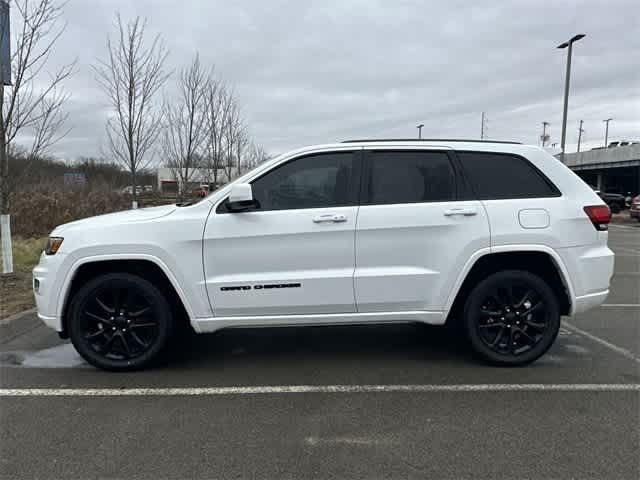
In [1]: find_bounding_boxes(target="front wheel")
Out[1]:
[463,270,560,366]
[68,273,174,371]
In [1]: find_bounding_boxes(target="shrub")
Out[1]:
[8,181,155,237]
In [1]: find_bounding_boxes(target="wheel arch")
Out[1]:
[58,255,193,338]
[445,246,574,324]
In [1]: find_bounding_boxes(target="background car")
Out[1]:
[630,195,640,221]
[594,189,625,213]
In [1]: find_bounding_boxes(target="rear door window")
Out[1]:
[364,150,456,205]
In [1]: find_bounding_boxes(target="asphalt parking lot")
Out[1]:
[1,225,638,479]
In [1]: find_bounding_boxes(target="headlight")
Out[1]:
[45,237,64,255]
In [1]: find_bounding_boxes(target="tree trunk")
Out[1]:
[0,169,13,274]
[0,83,14,274]
[131,168,138,209]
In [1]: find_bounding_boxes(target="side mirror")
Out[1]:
[226,183,258,212]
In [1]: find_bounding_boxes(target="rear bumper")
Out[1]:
[556,244,614,315]
[573,290,609,314]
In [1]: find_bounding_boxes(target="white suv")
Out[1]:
[33,139,615,370]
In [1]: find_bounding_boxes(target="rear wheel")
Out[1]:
[68,273,174,371]
[463,270,560,366]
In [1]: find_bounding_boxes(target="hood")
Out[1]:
[51,204,178,235]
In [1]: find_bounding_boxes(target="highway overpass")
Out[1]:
[560,143,640,195]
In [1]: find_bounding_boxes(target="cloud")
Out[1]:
[29,0,640,160]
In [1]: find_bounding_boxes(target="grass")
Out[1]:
[0,237,47,319]
[11,237,47,268]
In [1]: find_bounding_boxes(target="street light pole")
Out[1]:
[557,33,585,163]
[603,118,612,147]
[417,123,424,139]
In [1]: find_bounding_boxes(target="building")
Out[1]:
[156,167,230,196]
[560,143,640,195]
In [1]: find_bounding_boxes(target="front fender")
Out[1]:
[56,253,199,324]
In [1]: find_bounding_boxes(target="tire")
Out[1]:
[463,270,560,366]
[610,203,621,214]
[68,272,174,371]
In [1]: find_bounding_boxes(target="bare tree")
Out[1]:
[243,141,269,171]
[222,95,243,182]
[93,14,169,209]
[162,54,208,200]
[0,0,74,274]
[234,125,248,178]
[202,78,233,186]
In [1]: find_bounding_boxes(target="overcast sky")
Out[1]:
[18,0,640,161]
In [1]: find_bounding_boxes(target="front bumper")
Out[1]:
[630,208,640,219]
[37,312,60,330]
[32,251,67,332]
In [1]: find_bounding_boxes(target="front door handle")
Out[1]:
[443,207,477,217]
[313,214,347,223]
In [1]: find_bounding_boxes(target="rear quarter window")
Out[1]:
[457,151,560,200]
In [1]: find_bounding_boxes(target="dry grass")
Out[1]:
[0,269,34,319]
[9,182,133,237]
[11,237,47,268]
[0,237,47,319]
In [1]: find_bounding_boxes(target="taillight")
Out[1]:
[583,205,611,231]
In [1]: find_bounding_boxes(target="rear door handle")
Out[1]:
[313,214,347,223]
[443,207,477,217]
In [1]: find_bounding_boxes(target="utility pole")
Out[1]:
[416,123,424,139]
[603,118,612,147]
[480,112,487,139]
[541,121,550,146]
[557,33,586,163]
[577,120,584,152]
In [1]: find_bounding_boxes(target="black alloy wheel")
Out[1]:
[464,270,560,366]
[68,273,174,371]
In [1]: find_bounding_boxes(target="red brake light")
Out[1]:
[583,205,611,231]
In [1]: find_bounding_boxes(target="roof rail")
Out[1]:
[341,138,522,145]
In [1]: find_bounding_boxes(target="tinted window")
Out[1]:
[458,151,560,199]
[250,152,356,211]
[365,151,455,205]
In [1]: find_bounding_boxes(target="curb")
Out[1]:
[0,308,36,326]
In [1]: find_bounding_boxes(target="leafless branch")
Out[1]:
[162,54,208,199]
[0,0,74,215]
[92,13,170,206]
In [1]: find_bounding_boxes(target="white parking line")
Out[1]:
[563,320,640,364]
[615,247,640,255]
[0,384,639,396]
[601,304,640,307]
[609,224,640,230]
